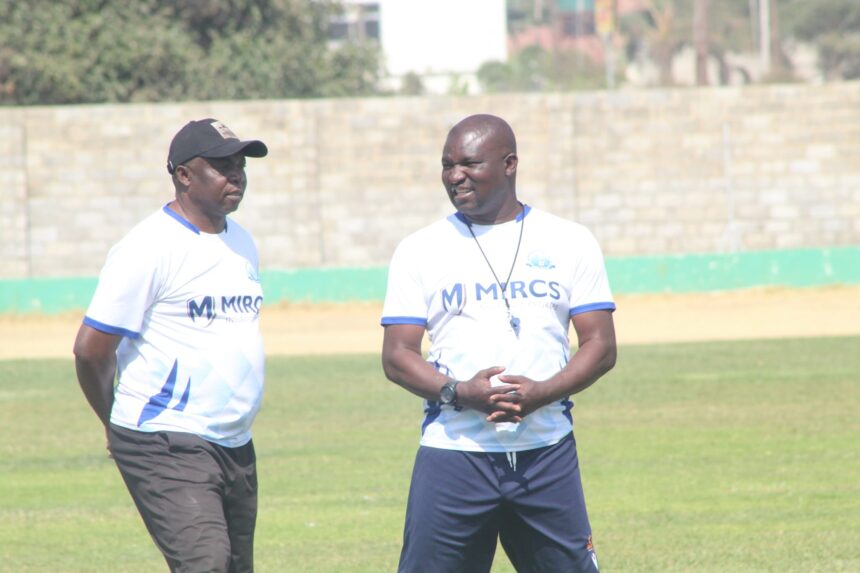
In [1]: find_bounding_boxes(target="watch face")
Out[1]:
[440,383,455,404]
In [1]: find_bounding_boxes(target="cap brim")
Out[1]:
[200,139,268,160]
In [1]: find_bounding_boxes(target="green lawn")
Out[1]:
[1,336,858,572]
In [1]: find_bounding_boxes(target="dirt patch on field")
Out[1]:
[2,286,858,361]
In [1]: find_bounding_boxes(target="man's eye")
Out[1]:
[212,158,243,170]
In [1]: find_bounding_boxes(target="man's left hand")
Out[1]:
[485,375,548,424]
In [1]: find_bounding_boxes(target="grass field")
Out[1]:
[1,336,858,572]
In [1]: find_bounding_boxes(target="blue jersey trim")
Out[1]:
[421,357,453,434]
[138,359,191,426]
[83,316,141,339]
[381,316,427,327]
[516,204,531,222]
[561,397,574,424]
[569,301,616,316]
[162,204,201,234]
[421,401,442,434]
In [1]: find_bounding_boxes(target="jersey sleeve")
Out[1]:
[83,234,162,338]
[380,237,428,327]
[569,226,616,317]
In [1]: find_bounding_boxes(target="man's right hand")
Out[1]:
[455,366,523,423]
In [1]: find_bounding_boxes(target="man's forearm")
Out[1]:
[382,349,451,401]
[75,357,116,427]
[541,339,616,404]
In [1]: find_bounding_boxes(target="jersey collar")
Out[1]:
[162,204,229,234]
[454,203,531,227]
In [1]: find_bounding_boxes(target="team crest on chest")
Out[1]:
[526,250,556,269]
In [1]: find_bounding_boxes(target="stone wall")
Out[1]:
[2,82,858,279]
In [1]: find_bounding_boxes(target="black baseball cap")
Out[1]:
[167,118,268,174]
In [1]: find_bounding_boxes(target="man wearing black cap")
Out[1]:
[74,118,269,572]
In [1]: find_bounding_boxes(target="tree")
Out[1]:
[477,46,550,93]
[619,0,764,86]
[0,0,381,105]
[477,41,608,94]
[0,2,198,104]
[398,72,425,96]
[693,0,710,84]
[781,0,860,80]
[619,0,686,85]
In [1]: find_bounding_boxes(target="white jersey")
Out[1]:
[84,206,265,447]
[381,205,615,453]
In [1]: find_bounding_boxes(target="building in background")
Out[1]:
[329,0,822,93]
[333,0,508,95]
[328,1,381,43]
[330,0,625,94]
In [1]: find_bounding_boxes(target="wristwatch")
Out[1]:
[439,380,460,406]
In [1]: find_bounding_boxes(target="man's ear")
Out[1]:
[173,164,192,188]
[504,153,518,177]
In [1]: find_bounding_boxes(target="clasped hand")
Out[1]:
[456,366,546,425]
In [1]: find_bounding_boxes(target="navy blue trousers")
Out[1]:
[398,434,599,573]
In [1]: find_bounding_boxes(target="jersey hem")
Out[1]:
[108,419,253,448]
[418,431,570,453]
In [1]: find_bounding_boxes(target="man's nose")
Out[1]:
[445,167,465,184]
[227,169,245,186]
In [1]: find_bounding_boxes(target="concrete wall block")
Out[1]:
[774,232,806,249]
[770,205,802,219]
[654,192,683,207]
[1,84,859,279]
[789,159,820,175]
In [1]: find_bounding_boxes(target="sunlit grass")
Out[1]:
[1,337,857,572]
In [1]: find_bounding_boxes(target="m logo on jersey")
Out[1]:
[441,283,466,315]
[188,296,216,323]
